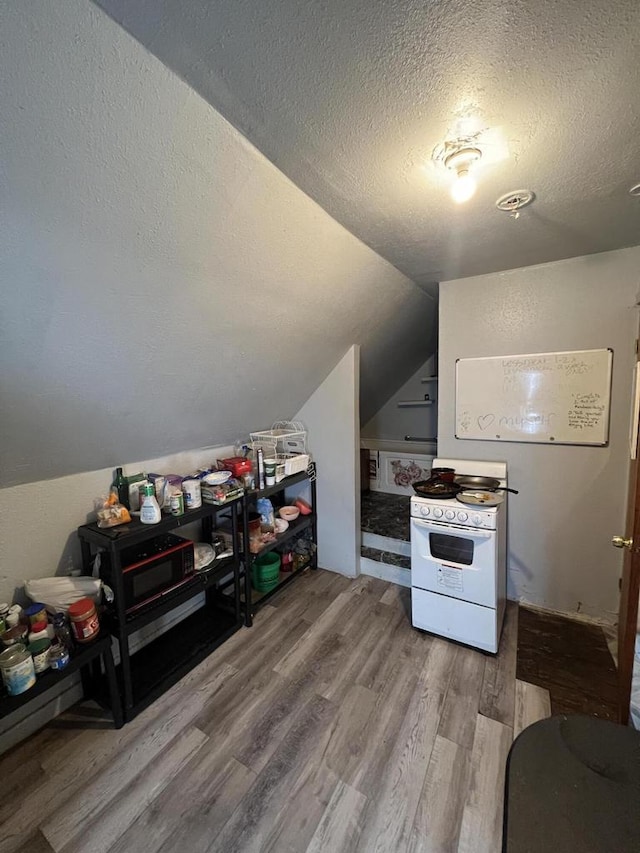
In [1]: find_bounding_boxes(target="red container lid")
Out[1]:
[30,620,48,632]
[68,598,96,621]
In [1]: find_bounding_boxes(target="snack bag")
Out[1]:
[94,492,131,528]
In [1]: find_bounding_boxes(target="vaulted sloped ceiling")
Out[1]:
[95,0,640,287]
[0,0,436,487]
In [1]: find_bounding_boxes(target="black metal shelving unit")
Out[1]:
[77,498,243,723]
[238,465,318,627]
[0,632,123,728]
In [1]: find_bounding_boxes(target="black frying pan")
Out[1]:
[412,479,462,500]
[453,475,519,495]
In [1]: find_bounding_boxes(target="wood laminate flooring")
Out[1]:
[0,571,548,853]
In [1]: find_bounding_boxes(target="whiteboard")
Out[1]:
[455,349,613,446]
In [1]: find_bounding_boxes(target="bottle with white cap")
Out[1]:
[140,483,162,524]
[6,605,22,628]
[0,603,8,633]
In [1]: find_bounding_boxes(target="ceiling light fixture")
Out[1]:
[629,183,640,197]
[444,147,482,204]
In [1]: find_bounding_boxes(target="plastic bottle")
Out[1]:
[112,467,130,509]
[28,621,55,644]
[140,483,161,524]
[256,448,266,490]
[52,612,74,652]
[6,606,22,628]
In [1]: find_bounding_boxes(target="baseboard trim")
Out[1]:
[518,599,617,627]
[360,557,411,588]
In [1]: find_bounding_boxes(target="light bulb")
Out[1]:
[451,170,477,204]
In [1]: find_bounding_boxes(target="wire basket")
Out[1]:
[250,421,310,483]
[250,420,307,456]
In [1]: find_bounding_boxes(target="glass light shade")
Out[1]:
[451,171,477,204]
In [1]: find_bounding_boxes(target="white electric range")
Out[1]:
[410,458,507,653]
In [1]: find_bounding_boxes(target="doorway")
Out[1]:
[358,352,438,586]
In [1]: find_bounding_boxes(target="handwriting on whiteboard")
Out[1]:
[455,349,611,445]
[567,392,605,430]
[457,411,557,434]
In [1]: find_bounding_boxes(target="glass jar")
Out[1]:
[49,644,70,670]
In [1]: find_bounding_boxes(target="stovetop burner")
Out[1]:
[410,457,508,530]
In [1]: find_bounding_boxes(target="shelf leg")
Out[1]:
[231,503,241,625]
[240,500,253,627]
[311,474,318,570]
[103,641,124,729]
[243,559,253,627]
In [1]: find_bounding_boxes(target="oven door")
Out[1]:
[411,517,497,608]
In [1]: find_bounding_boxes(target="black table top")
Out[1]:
[504,715,640,852]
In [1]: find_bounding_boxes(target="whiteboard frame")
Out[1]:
[455,348,613,447]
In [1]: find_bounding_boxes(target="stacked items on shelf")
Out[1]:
[96,464,248,532]
[236,463,318,628]
[0,577,123,727]
[77,495,244,723]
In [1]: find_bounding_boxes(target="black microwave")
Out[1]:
[113,534,195,618]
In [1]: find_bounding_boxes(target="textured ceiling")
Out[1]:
[95,0,640,288]
[1,0,436,487]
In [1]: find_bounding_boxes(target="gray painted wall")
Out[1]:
[296,346,360,578]
[0,0,435,488]
[361,355,438,443]
[438,246,640,620]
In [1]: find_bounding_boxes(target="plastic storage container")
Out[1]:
[252,552,281,592]
[68,598,100,644]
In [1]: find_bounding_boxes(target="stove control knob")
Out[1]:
[457,511,468,522]
[445,510,455,520]
[472,514,483,526]
[433,508,444,518]
[420,505,431,517]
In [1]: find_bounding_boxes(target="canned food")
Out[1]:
[182,479,202,510]
[68,598,100,644]
[1,623,29,647]
[28,638,51,673]
[169,491,184,517]
[0,644,36,695]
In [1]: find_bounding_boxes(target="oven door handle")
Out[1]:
[411,518,494,540]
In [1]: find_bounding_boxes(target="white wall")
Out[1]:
[361,355,438,443]
[0,0,435,489]
[0,444,237,607]
[438,247,640,621]
[295,346,360,577]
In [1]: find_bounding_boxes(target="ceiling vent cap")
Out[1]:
[496,190,535,212]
